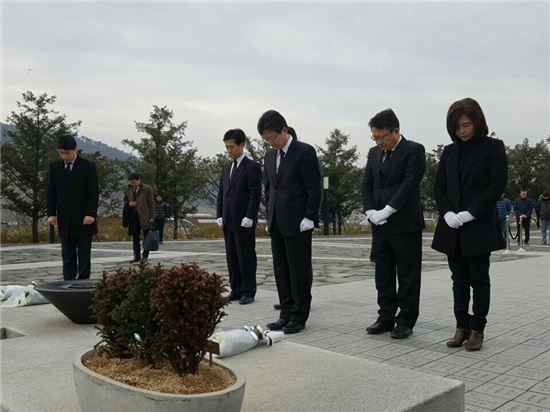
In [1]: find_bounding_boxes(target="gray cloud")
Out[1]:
[2,2,548,161]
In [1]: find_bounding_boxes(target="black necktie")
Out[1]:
[382,150,393,164]
[230,159,238,179]
[65,162,72,176]
[277,150,285,173]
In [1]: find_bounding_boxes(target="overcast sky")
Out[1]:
[2,1,549,162]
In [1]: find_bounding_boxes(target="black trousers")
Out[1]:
[61,235,93,280]
[447,252,491,332]
[223,228,257,298]
[132,220,149,260]
[372,227,422,328]
[516,218,530,243]
[154,218,165,242]
[270,218,313,324]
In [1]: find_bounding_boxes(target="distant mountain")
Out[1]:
[0,123,131,160]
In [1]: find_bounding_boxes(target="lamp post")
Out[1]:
[323,177,329,236]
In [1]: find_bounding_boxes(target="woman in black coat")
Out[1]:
[431,98,507,351]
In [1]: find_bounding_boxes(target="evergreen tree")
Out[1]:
[123,106,206,239]
[317,129,362,234]
[1,91,80,242]
[506,137,550,198]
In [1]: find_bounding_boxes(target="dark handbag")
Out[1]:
[143,228,160,251]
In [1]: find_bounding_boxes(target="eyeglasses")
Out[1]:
[371,129,393,142]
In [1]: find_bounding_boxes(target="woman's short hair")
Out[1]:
[446,97,489,141]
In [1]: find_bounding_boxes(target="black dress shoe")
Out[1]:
[273,303,281,310]
[227,292,241,301]
[366,321,394,334]
[391,324,413,339]
[129,258,140,263]
[266,318,289,331]
[239,296,254,305]
[283,321,305,334]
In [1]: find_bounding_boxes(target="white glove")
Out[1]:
[365,209,376,220]
[265,225,270,233]
[299,217,315,232]
[216,217,223,228]
[444,212,462,229]
[369,205,396,226]
[240,217,253,228]
[456,211,475,224]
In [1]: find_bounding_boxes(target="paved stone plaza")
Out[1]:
[1,233,549,411]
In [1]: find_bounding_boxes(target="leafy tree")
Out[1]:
[201,153,228,210]
[317,129,363,234]
[123,106,207,239]
[1,91,80,242]
[245,134,270,166]
[80,151,132,220]
[506,137,550,199]
[421,145,444,213]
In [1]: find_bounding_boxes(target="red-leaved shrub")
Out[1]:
[151,263,229,375]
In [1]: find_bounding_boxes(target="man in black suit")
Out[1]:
[259,110,322,334]
[362,109,426,339]
[216,129,262,305]
[47,134,99,280]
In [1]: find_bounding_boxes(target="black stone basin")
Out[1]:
[34,280,98,324]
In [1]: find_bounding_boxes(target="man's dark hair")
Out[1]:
[56,134,77,150]
[368,109,400,131]
[128,172,140,181]
[446,97,489,141]
[257,110,288,135]
[223,128,246,145]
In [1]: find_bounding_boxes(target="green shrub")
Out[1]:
[92,267,134,358]
[110,262,164,364]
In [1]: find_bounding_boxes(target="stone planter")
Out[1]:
[73,349,246,412]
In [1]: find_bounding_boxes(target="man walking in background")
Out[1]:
[514,190,534,245]
[362,109,426,339]
[259,110,321,334]
[124,173,155,262]
[47,134,99,280]
[216,129,262,305]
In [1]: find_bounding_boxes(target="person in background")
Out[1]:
[496,193,512,240]
[154,194,170,244]
[432,97,507,351]
[124,173,154,262]
[535,194,542,229]
[216,128,262,305]
[514,190,534,246]
[47,134,99,280]
[538,191,550,245]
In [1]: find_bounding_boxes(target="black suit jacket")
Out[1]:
[432,136,507,257]
[264,139,322,237]
[216,156,262,231]
[362,136,426,233]
[47,156,99,239]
